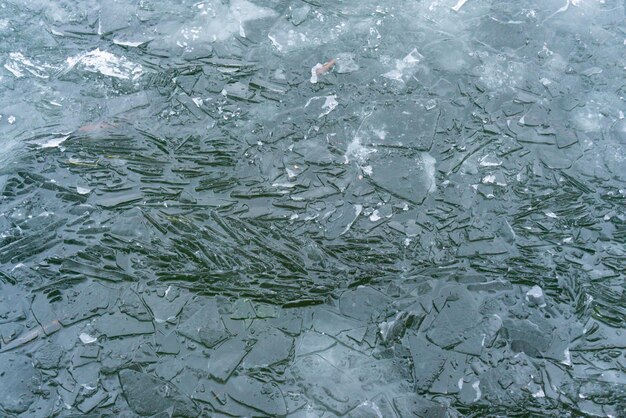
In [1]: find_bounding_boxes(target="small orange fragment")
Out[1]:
[315,58,336,76]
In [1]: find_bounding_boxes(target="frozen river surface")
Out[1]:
[0,0,625,416]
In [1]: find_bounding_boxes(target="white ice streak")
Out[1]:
[451,0,470,12]
[320,95,338,117]
[33,135,70,149]
[345,111,377,164]
[422,152,437,193]
[79,332,97,344]
[562,348,572,366]
[472,380,482,402]
[66,49,143,80]
[304,95,338,118]
[340,204,362,236]
[4,52,53,79]
[112,39,148,47]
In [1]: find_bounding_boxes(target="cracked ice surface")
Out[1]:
[0,0,625,416]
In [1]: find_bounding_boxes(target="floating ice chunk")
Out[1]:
[479,154,502,167]
[66,49,143,80]
[451,0,470,12]
[79,333,97,344]
[304,95,338,118]
[289,5,311,26]
[482,174,496,184]
[422,152,437,193]
[112,39,148,47]
[562,347,572,366]
[369,210,382,222]
[320,95,338,117]
[335,53,359,73]
[7,115,15,124]
[526,285,546,307]
[472,381,481,402]
[379,311,414,342]
[531,386,546,398]
[345,136,376,164]
[381,48,423,82]
[340,204,362,236]
[76,186,91,195]
[310,59,335,83]
[310,63,323,83]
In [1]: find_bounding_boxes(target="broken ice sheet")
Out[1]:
[268,9,357,54]
[93,313,154,338]
[142,286,188,323]
[119,369,199,416]
[304,94,338,118]
[368,151,436,205]
[0,354,42,413]
[208,337,252,382]
[225,375,287,416]
[381,48,423,82]
[324,203,363,239]
[2,0,625,415]
[335,53,359,74]
[177,301,228,348]
[292,353,366,415]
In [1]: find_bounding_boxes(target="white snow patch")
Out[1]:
[66,49,143,80]
[79,333,97,344]
[472,380,481,402]
[369,210,382,222]
[561,348,572,366]
[532,387,546,398]
[526,285,546,307]
[4,52,52,79]
[422,153,437,193]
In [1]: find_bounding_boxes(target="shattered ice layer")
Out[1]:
[305,95,338,117]
[381,48,423,82]
[478,54,525,90]
[268,9,359,53]
[341,204,362,236]
[345,135,376,164]
[179,0,276,44]
[345,111,377,164]
[4,52,54,78]
[335,53,359,74]
[66,49,143,80]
